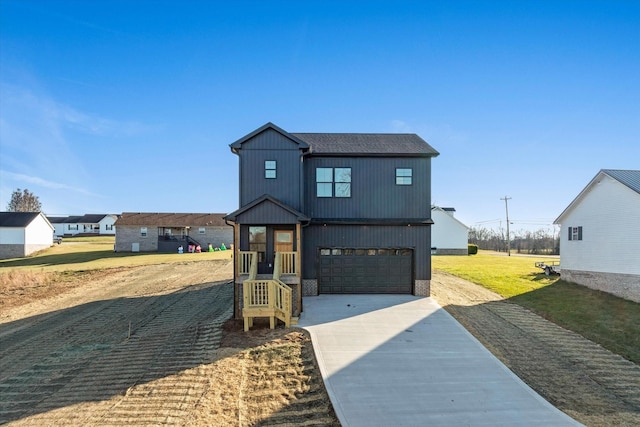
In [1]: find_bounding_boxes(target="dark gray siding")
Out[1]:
[303,156,431,219]
[236,201,303,224]
[302,224,431,281]
[238,129,303,210]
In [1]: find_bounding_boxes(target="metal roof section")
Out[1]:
[554,169,640,224]
[602,169,640,195]
[224,195,310,223]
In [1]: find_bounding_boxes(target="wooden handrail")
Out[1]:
[278,251,297,275]
[242,279,292,331]
[239,251,258,279]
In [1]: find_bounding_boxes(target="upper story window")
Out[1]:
[265,160,276,179]
[568,226,582,241]
[317,167,351,198]
[396,168,413,185]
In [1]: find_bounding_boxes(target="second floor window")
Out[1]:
[265,160,276,179]
[396,168,413,185]
[317,167,351,198]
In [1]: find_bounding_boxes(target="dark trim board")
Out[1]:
[317,247,414,294]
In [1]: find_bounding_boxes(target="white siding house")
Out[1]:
[554,169,640,302]
[431,206,469,255]
[47,214,118,236]
[0,212,55,259]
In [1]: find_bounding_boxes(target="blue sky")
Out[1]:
[1,0,638,233]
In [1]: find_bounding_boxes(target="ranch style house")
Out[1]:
[114,212,232,253]
[224,122,439,326]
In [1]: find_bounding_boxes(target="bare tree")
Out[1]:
[6,188,42,212]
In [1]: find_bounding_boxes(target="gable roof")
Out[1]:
[554,169,640,224]
[0,212,42,227]
[292,132,439,157]
[115,213,228,227]
[230,122,310,151]
[431,206,469,229]
[230,122,439,157]
[224,195,310,223]
[602,169,640,194]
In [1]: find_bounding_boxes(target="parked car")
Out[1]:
[53,235,63,244]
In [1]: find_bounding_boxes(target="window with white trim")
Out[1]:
[568,226,582,241]
[316,167,351,197]
[396,168,413,185]
[265,160,276,179]
[140,227,148,237]
[198,227,206,234]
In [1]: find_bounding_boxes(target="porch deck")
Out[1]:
[236,251,301,330]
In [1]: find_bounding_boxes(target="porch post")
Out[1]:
[233,223,240,279]
[296,222,302,314]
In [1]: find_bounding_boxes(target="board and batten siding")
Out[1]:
[302,224,431,281]
[560,174,640,276]
[238,129,303,210]
[304,156,431,219]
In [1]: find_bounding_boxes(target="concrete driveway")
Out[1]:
[298,294,582,427]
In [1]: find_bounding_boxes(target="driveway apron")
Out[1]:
[298,294,582,427]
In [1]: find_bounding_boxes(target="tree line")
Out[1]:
[469,226,560,255]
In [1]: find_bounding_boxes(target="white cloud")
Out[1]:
[0,170,95,195]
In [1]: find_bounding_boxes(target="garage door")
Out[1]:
[318,248,413,294]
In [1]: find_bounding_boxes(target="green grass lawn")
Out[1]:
[0,240,233,272]
[433,251,640,364]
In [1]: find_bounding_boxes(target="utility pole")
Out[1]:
[501,196,512,256]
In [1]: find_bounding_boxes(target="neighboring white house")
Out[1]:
[0,212,55,259]
[48,214,118,236]
[554,169,640,303]
[431,206,469,255]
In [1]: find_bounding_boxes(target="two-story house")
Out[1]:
[224,122,439,322]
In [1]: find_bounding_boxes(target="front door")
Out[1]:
[274,230,294,253]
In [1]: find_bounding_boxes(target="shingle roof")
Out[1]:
[292,133,439,157]
[603,169,640,194]
[0,212,41,227]
[115,213,228,227]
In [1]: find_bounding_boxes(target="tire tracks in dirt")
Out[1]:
[0,261,234,426]
[431,271,640,426]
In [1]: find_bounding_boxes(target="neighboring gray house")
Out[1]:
[225,122,439,318]
[0,212,55,259]
[554,169,640,302]
[48,214,118,236]
[114,212,232,253]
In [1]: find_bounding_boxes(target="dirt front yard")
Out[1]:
[1,260,638,426]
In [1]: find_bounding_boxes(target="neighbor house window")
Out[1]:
[316,167,351,197]
[568,226,582,241]
[265,160,276,179]
[396,168,413,185]
[140,227,147,237]
[198,227,206,234]
[68,224,78,231]
[106,224,113,230]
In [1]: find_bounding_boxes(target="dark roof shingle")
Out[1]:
[292,133,439,157]
[0,212,41,227]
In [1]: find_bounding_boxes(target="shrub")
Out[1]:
[468,244,478,255]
